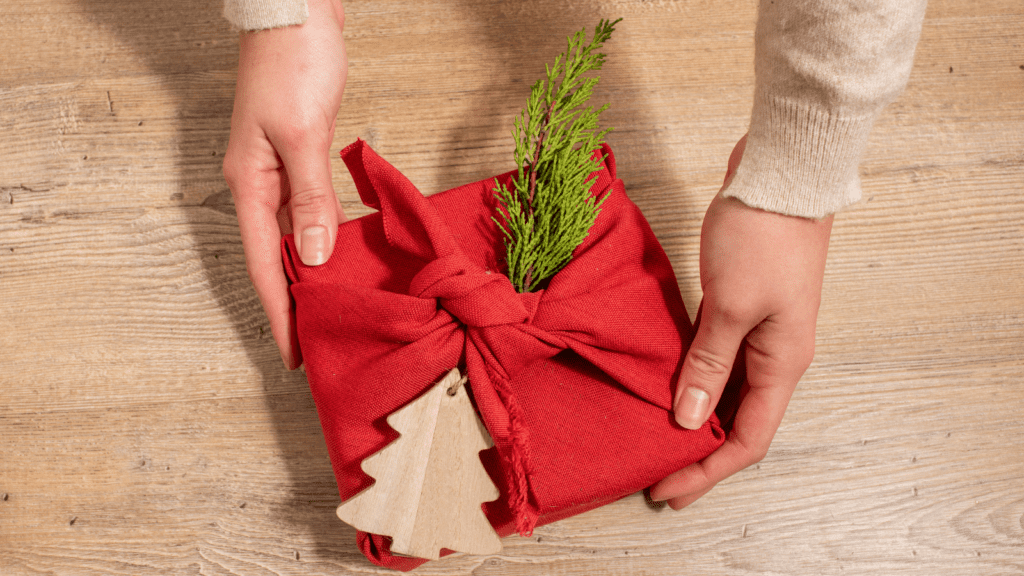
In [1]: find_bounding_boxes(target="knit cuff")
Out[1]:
[223,0,309,31]
[723,93,879,219]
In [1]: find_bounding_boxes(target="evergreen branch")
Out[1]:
[494,18,621,293]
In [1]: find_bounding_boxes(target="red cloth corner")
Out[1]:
[282,139,725,570]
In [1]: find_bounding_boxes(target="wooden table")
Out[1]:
[2,1,1022,574]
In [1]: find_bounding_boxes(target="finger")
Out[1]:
[328,118,348,226]
[654,354,798,504]
[276,129,340,266]
[666,485,714,511]
[274,168,348,232]
[673,296,754,430]
[229,166,301,370]
[649,437,750,504]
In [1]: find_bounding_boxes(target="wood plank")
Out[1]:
[2,0,1022,574]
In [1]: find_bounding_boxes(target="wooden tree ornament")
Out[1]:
[336,369,502,560]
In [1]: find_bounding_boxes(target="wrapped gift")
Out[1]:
[282,138,726,570]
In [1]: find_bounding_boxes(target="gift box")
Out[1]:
[282,139,726,570]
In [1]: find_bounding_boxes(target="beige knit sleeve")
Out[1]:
[723,0,928,218]
[223,0,309,31]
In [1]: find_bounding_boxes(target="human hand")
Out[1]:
[223,0,348,369]
[650,136,833,509]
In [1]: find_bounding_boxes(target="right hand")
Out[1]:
[222,0,348,369]
[650,136,833,509]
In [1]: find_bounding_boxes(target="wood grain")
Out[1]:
[2,0,1022,574]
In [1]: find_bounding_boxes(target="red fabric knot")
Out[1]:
[410,254,531,328]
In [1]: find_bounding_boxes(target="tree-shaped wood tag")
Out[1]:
[336,368,502,560]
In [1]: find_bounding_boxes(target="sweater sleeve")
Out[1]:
[223,0,309,31]
[723,0,928,218]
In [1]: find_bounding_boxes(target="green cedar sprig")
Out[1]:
[493,18,621,293]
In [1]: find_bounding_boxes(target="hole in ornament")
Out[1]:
[446,374,468,396]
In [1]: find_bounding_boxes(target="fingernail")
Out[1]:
[300,226,330,266]
[675,387,710,430]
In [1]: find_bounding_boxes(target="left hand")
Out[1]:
[222,0,348,370]
[650,136,833,509]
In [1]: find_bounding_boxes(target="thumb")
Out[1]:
[674,300,751,430]
[280,136,340,266]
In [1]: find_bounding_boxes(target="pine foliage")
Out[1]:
[494,19,621,293]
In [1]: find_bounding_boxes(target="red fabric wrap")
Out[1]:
[282,139,725,571]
